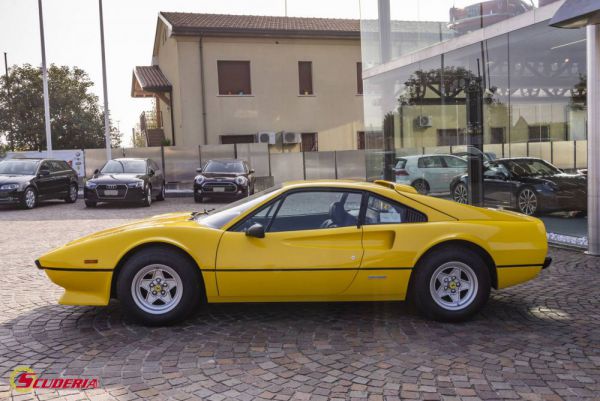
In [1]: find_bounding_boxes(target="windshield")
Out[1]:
[204,160,245,173]
[101,159,147,174]
[197,185,282,229]
[504,159,560,177]
[0,160,39,175]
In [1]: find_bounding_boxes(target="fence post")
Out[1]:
[334,151,338,179]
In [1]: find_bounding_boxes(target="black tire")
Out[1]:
[156,183,166,201]
[516,187,539,216]
[116,247,202,325]
[20,186,37,209]
[194,191,203,203]
[412,179,430,195]
[452,182,469,204]
[410,246,491,322]
[65,183,78,203]
[85,200,97,208]
[142,185,152,207]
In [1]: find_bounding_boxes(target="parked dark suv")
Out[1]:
[194,159,255,203]
[0,158,78,209]
[84,158,165,207]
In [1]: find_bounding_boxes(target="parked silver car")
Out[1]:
[393,154,468,194]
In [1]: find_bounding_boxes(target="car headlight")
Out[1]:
[235,176,248,186]
[0,183,19,190]
[85,181,97,189]
[127,181,144,188]
[195,175,205,184]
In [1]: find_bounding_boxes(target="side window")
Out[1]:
[444,156,467,168]
[364,195,427,225]
[39,161,50,172]
[418,157,443,168]
[49,161,64,172]
[269,191,361,233]
[233,199,282,232]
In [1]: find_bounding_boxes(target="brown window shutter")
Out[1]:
[356,62,363,95]
[298,61,313,95]
[218,61,251,95]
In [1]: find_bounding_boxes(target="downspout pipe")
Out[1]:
[199,36,208,145]
[169,89,176,146]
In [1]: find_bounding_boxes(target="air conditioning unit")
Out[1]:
[257,131,278,145]
[415,116,433,129]
[283,132,301,144]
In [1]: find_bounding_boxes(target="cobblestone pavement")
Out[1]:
[0,199,599,401]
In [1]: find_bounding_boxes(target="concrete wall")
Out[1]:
[155,30,364,151]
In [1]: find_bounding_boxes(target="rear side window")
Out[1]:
[364,194,427,225]
[395,159,407,169]
[417,156,444,168]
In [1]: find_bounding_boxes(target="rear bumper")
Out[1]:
[542,256,552,269]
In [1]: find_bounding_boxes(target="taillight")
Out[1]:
[395,169,409,176]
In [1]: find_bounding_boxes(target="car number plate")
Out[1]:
[104,190,119,196]
[213,187,225,192]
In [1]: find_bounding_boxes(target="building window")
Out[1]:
[301,133,318,152]
[528,125,550,141]
[357,131,365,149]
[220,134,256,144]
[437,129,467,146]
[490,127,505,144]
[218,61,251,95]
[357,62,363,95]
[298,61,313,95]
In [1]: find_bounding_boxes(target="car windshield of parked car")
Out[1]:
[505,159,560,178]
[196,185,282,229]
[101,160,147,174]
[0,160,39,175]
[204,161,245,173]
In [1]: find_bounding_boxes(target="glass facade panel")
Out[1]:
[361,0,588,244]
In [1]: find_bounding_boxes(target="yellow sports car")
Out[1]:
[36,180,551,324]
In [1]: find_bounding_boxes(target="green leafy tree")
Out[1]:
[0,64,120,151]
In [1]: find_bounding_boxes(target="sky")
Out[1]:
[0,0,477,147]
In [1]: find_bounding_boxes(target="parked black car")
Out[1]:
[84,158,165,207]
[0,158,78,209]
[194,159,255,203]
[450,157,587,216]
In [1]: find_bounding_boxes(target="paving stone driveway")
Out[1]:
[0,199,599,401]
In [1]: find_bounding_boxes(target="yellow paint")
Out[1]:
[37,180,549,307]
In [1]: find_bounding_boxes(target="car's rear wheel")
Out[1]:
[156,183,166,201]
[452,182,469,204]
[65,184,78,203]
[117,248,201,325]
[412,179,430,195]
[20,186,37,209]
[517,187,538,216]
[410,247,490,322]
[142,185,152,207]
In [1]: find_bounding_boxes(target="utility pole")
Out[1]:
[37,0,52,157]
[3,52,14,151]
[99,0,111,161]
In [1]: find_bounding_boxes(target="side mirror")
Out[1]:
[249,169,255,174]
[196,168,203,173]
[39,168,50,177]
[93,169,100,175]
[245,223,265,239]
[148,169,155,176]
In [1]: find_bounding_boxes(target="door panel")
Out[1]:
[216,226,363,297]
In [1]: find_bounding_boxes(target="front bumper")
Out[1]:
[538,190,587,212]
[84,186,146,203]
[194,181,248,198]
[0,189,23,204]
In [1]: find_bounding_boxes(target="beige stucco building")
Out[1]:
[132,13,365,151]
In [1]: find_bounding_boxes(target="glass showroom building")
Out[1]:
[360,0,596,250]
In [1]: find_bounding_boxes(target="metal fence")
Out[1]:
[2,140,590,191]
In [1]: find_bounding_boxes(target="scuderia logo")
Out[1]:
[9,366,100,393]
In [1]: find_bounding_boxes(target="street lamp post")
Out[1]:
[99,0,112,161]
[37,0,52,157]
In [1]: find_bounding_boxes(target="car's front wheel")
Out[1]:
[452,182,469,204]
[142,185,152,207]
[517,187,539,216]
[85,200,97,208]
[194,191,203,203]
[410,247,490,322]
[117,248,201,325]
[20,186,37,209]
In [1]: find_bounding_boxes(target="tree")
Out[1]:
[0,64,120,151]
